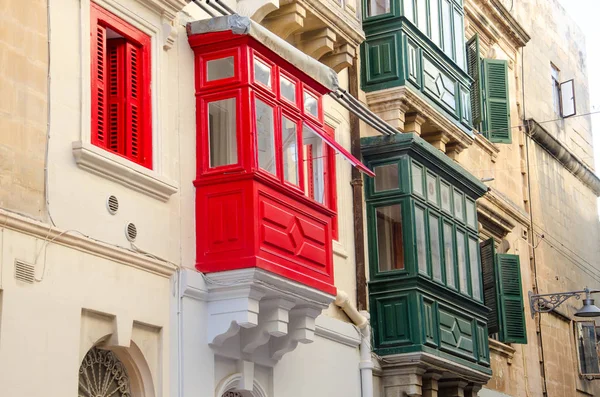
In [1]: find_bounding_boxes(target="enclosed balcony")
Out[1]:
[361,132,492,383]
[360,0,474,156]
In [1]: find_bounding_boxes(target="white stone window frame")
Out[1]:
[73,0,179,202]
[215,373,269,397]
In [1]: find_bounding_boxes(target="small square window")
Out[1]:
[304,91,318,118]
[207,56,235,82]
[254,58,272,88]
[280,75,296,103]
[374,163,399,192]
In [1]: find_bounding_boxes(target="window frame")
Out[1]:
[90,2,152,169]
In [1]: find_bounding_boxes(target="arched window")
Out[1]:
[78,346,132,397]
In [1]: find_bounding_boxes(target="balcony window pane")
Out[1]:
[454,9,465,69]
[303,124,326,203]
[457,230,468,294]
[280,75,296,103]
[304,91,319,117]
[443,223,455,288]
[255,99,276,175]
[427,173,438,205]
[416,206,428,275]
[282,116,299,186]
[207,57,234,81]
[430,0,440,47]
[430,214,442,282]
[576,322,600,375]
[442,0,453,58]
[469,238,481,300]
[466,199,476,228]
[454,189,464,221]
[412,163,424,195]
[441,182,452,213]
[208,98,237,167]
[404,0,414,22]
[254,58,272,88]
[367,0,390,16]
[376,205,404,271]
[374,163,399,192]
[417,0,427,32]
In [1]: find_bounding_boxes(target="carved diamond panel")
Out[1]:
[439,309,475,359]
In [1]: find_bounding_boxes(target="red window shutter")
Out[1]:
[124,42,142,163]
[107,39,126,154]
[92,23,107,147]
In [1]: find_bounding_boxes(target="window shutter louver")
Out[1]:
[125,43,142,163]
[483,59,511,143]
[480,238,498,334]
[92,24,107,147]
[107,39,126,154]
[466,34,482,127]
[496,253,527,344]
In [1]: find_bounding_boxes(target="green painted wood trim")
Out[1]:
[361,133,488,198]
[482,58,511,143]
[496,253,527,344]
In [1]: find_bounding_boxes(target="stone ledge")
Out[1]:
[488,338,515,365]
[72,141,178,202]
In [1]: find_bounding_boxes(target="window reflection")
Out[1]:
[303,124,326,203]
[376,205,404,271]
[208,98,237,167]
[255,99,276,175]
[282,116,299,186]
[207,57,234,81]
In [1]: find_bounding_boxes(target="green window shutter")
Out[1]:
[482,59,511,143]
[480,238,498,334]
[466,34,482,127]
[496,253,527,344]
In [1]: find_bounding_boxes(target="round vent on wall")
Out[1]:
[107,195,119,215]
[126,223,137,242]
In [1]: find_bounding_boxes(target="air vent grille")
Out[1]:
[15,260,35,284]
[126,223,137,242]
[107,195,119,214]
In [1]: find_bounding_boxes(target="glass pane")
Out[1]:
[208,98,237,167]
[442,0,453,58]
[443,223,455,288]
[376,205,404,271]
[427,173,438,205]
[207,57,234,81]
[576,322,600,375]
[280,76,296,103]
[255,99,276,175]
[417,0,427,32]
[441,182,452,213]
[303,124,326,204]
[454,190,464,221]
[367,0,390,16]
[466,199,476,228]
[412,163,424,195]
[430,214,442,282]
[430,0,440,47]
[374,163,399,192]
[453,8,465,68]
[415,206,428,275]
[404,0,414,22]
[282,116,299,186]
[304,92,319,117]
[457,231,468,295]
[254,58,272,87]
[469,237,481,300]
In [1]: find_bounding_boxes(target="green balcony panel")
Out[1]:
[362,133,491,374]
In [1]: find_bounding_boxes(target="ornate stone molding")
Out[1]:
[477,199,518,244]
[182,268,334,367]
[488,338,515,365]
[135,0,187,50]
[526,118,600,196]
[464,0,530,49]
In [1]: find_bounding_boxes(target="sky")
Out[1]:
[555,0,600,214]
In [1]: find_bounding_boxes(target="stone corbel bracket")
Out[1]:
[136,0,187,50]
[203,268,334,365]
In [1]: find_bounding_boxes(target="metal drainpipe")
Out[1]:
[348,60,368,311]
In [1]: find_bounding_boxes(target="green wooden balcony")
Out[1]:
[360,0,473,135]
[361,133,491,376]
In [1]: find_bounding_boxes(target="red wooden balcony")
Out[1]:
[189,17,372,295]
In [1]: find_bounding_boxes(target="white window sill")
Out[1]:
[72,141,178,202]
[333,240,349,259]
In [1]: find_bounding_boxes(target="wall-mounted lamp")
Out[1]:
[480,177,495,183]
[529,288,600,318]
